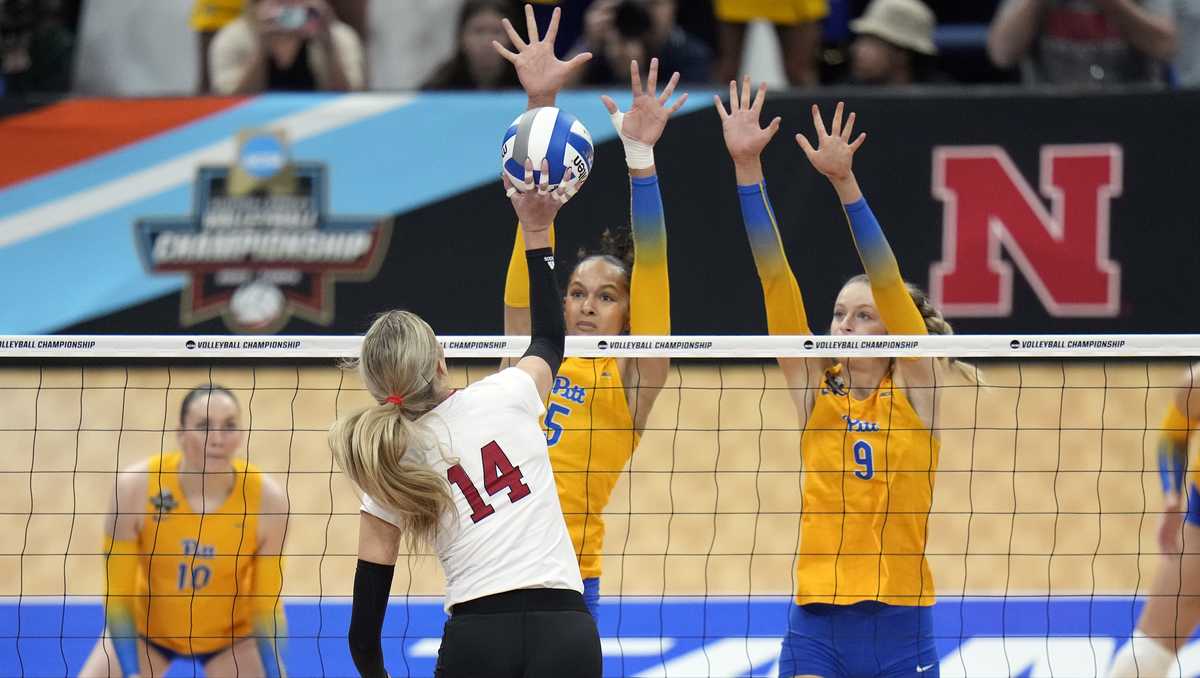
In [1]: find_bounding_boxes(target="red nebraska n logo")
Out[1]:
[930,145,1122,317]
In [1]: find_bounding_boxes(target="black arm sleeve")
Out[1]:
[522,246,565,374]
[348,559,395,678]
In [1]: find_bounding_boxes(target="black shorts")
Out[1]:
[435,588,601,678]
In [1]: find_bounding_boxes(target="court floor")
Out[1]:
[0,360,1184,601]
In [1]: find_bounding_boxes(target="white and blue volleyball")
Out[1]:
[501,107,594,191]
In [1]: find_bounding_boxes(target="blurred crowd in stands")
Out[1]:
[0,0,1194,96]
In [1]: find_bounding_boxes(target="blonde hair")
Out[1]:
[846,274,981,385]
[329,310,454,550]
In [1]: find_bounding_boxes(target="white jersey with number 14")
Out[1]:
[361,367,583,612]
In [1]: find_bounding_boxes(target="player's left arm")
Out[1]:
[252,476,290,678]
[798,103,939,396]
[601,58,687,431]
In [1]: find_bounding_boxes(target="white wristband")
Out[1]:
[609,110,655,170]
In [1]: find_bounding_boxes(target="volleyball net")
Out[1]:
[0,334,1197,678]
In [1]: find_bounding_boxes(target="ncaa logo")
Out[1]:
[239,134,286,179]
[597,340,609,350]
[803,339,815,350]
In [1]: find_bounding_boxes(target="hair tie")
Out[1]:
[385,395,404,406]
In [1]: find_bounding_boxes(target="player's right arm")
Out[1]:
[1156,361,1200,554]
[495,5,591,369]
[715,78,820,424]
[505,160,574,398]
[104,463,149,678]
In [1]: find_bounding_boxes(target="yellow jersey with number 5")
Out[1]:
[134,452,262,654]
[545,357,639,580]
[795,364,938,607]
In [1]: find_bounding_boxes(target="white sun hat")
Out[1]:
[850,0,938,55]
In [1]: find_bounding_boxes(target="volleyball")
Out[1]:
[501,107,594,191]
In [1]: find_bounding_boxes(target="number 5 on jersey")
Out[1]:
[447,441,532,523]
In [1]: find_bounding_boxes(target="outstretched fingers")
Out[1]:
[810,104,828,139]
[630,59,643,97]
[751,81,767,114]
[848,132,867,152]
[666,92,688,115]
[796,133,817,159]
[842,111,856,141]
[492,40,518,63]
[646,58,659,97]
[544,6,561,45]
[830,101,844,138]
[658,71,680,105]
[600,94,619,114]
[524,3,540,44]
[501,17,526,50]
[713,94,730,121]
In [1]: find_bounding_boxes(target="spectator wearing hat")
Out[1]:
[847,0,942,85]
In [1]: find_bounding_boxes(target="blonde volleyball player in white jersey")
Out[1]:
[331,160,598,678]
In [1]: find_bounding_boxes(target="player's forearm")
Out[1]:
[504,225,557,309]
[252,554,288,678]
[1096,0,1177,60]
[737,181,810,335]
[629,174,670,335]
[842,194,926,335]
[254,621,288,678]
[104,538,143,676]
[349,560,394,678]
[987,0,1046,68]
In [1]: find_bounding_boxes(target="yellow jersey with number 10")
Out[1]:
[545,357,640,580]
[134,451,262,654]
[795,364,938,607]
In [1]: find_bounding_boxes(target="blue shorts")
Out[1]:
[142,636,223,665]
[1187,484,1200,527]
[583,577,600,620]
[778,601,939,678]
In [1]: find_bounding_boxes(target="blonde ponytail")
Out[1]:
[329,311,454,550]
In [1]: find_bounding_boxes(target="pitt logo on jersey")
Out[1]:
[821,369,848,397]
[842,414,880,432]
[551,376,587,405]
[150,489,179,521]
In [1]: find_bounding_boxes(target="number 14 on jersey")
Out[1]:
[446,441,531,523]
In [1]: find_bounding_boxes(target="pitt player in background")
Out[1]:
[494,5,683,620]
[81,385,289,678]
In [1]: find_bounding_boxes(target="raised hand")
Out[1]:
[503,159,581,232]
[715,77,782,166]
[796,102,866,183]
[601,58,688,150]
[493,5,593,106]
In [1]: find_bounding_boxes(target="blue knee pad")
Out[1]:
[582,577,600,621]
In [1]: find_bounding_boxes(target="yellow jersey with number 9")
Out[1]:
[134,452,262,654]
[545,357,639,579]
[795,364,938,607]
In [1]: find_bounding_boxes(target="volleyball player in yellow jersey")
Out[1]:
[80,385,289,678]
[492,5,682,619]
[1106,362,1200,677]
[717,80,972,677]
